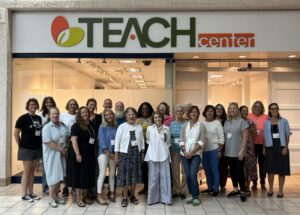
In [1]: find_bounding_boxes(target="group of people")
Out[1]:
[14,97,291,208]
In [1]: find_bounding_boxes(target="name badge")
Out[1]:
[256,129,260,135]
[35,130,41,136]
[227,133,232,139]
[89,138,95,144]
[160,133,167,142]
[174,138,179,144]
[131,140,138,146]
[111,140,115,146]
[272,133,280,139]
[33,121,41,128]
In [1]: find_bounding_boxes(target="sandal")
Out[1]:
[130,196,139,205]
[77,202,86,207]
[192,198,201,206]
[121,198,128,207]
[267,192,273,197]
[277,193,284,198]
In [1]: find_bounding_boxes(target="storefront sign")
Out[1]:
[12,11,300,53]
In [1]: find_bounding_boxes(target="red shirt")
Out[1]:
[248,113,268,144]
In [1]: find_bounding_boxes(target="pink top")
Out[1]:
[248,113,268,144]
[164,115,173,126]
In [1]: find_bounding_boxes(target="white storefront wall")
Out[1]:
[1,8,300,185]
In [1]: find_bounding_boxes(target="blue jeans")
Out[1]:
[202,149,219,192]
[181,155,201,198]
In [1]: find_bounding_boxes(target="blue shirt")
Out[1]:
[169,120,184,153]
[98,125,117,155]
[263,117,290,147]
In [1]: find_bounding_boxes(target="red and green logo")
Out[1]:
[51,16,84,47]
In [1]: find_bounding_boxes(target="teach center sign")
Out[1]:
[12,11,300,53]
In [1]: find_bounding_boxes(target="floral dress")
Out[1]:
[244,120,258,181]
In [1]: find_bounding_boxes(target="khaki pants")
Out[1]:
[170,151,187,195]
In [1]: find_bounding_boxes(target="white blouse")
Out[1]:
[115,122,145,153]
[144,124,171,162]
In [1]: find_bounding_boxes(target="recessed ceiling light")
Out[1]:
[119,60,137,64]
[126,67,141,72]
[193,56,199,59]
[209,74,224,78]
[135,79,145,83]
[288,55,296,58]
[239,55,247,59]
[130,75,144,79]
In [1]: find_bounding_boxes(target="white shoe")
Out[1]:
[49,200,58,208]
[55,197,66,205]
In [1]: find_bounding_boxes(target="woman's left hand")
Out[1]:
[281,147,288,156]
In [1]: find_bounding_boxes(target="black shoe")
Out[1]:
[212,191,219,197]
[240,192,247,202]
[180,193,186,199]
[202,188,213,194]
[172,193,180,198]
[121,198,128,207]
[62,186,69,197]
[138,188,147,195]
[130,196,139,205]
[227,190,240,198]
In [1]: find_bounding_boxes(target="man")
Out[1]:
[115,101,126,126]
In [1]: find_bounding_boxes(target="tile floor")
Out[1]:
[0,174,300,214]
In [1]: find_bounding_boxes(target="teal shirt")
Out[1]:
[169,120,184,153]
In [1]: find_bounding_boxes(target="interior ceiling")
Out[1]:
[13,58,166,89]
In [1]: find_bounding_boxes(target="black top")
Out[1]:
[15,113,42,149]
[90,114,102,138]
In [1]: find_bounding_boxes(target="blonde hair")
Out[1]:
[227,102,240,120]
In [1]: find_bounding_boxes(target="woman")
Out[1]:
[263,103,290,198]
[169,104,187,199]
[14,98,42,202]
[60,98,79,196]
[97,110,117,205]
[248,101,268,191]
[215,104,228,193]
[115,107,144,207]
[240,106,258,196]
[136,102,154,195]
[38,96,57,194]
[202,105,224,196]
[224,102,249,202]
[179,105,207,206]
[183,103,192,121]
[157,102,172,126]
[42,107,69,208]
[67,106,96,207]
[145,112,172,205]
[86,98,102,135]
[86,98,102,199]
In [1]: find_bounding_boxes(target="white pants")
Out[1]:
[97,154,116,194]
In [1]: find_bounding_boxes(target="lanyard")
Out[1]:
[87,124,95,139]
[29,114,41,130]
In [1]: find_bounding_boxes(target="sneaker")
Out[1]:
[240,192,247,202]
[55,197,66,205]
[227,190,240,198]
[130,196,139,205]
[185,197,194,204]
[62,186,69,197]
[192,198,201,206]
[22,195,34,203]
[49,200,58,208]
[29,194,40,200]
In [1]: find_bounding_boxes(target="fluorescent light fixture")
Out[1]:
[288,55,296,58]
[239,55,247,59]
[130,75,144,79]
[126,67,141,72]
[209,74,224,78]
[119,59,137,64]
[193,56,199,59]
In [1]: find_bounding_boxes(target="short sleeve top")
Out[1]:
[224,117,249,157]
[15,113,42,149]
[71,123,96,156]
[42,121,70,148]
